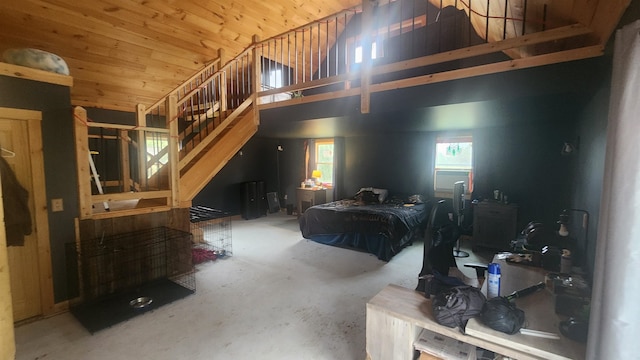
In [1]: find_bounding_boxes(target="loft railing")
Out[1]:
[75,0,598,218]
[252,0,574,107]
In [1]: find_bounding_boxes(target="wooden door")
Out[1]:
[0,108,53,322]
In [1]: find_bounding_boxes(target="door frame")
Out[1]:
[0,106,54,318]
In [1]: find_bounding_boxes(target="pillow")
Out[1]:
[357,187,388,203]
[373,188,388,203]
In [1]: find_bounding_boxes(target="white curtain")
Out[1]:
[588,19,640,359]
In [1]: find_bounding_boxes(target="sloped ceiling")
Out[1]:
[0,0,630,113]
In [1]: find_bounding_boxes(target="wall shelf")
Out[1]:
[0,62,73,87]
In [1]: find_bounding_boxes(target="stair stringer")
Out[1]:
[179,106,258,202]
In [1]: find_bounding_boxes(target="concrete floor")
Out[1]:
[14,212,489,360]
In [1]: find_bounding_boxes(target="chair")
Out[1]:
[416,199,488,293]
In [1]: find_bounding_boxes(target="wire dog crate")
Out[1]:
[190,206,232,264]
[70,227,195,333]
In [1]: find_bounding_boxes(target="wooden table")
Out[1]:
[366,260,586,360]
[466,259,585,360]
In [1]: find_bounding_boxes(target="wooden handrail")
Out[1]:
[145,58,222,113]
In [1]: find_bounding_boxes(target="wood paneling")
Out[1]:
[0,0,358,112]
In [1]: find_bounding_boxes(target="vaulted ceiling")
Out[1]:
[0,0,631,113]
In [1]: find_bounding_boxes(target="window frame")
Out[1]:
[314,139,334,187]
[434,135,474,198]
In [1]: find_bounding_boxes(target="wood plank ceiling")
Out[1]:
[0,0,631,113]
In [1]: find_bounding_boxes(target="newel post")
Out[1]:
[73,106,93,219]
[166,95,180,207]
[135,104,148,189]
[217,48,225,69]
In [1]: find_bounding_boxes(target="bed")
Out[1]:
[298,189,429,261]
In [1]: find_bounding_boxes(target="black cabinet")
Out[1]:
[241,181,266,220]
[472,200,518,251]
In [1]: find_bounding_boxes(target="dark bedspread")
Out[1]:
[299,200,427,261]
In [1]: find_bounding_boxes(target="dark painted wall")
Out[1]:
[567,61,612,281]
[342,132,436,199]
[192,137,280,214]
[260,92,585,227]
[0,76,77,302]
[337,97,581,231]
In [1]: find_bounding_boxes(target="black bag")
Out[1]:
[432,285,486,331]
[421,270,466,297]
[481,296,525,334]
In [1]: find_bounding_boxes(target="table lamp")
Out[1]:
[311,170,322,186]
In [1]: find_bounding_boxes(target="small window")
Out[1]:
[355,42,377,64]
[315,140,334,186]
[434,136,473,195]
[268,68,283,88]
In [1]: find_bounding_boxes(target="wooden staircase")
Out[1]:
[179,99,257,202]
[135,48,258,206]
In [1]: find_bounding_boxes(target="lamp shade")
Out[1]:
[311,170,322,178]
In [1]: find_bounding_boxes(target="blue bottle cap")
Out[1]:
[488,262,501,274]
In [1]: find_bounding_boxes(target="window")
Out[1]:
[355,42,377,64]
[315,140,334,186]
[434,136,473,195]
[146,132,169,178]
[267,68,283,89]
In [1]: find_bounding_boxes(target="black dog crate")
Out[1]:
[70,227,195,333]
[190,206,233,257]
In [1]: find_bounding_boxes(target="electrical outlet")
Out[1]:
[51,198,64,212]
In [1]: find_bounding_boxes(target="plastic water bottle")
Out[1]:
[487,263,501,299]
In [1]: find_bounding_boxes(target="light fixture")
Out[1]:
[561,137,580,156]
[311,170,322,185]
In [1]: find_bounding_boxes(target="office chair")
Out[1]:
[416,199,488,293]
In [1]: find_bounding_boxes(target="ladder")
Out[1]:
[89,151,109,211]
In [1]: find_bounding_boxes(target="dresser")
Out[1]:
[296,188,326,216]
[472,200,518,251]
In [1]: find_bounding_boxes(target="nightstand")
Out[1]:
[296,188,326,216]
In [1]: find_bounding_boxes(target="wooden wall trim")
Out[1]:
[0,62,73,87]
